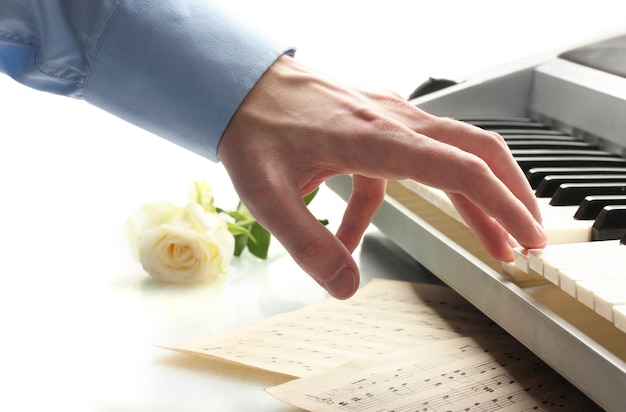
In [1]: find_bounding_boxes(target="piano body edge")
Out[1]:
[326,175,626,411]
[531,59,626,155]
[328,37,626,408]
[408,51,549,118]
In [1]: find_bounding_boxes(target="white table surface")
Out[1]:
[1,1,624,410]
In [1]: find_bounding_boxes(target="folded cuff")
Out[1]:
[84,0,293,161]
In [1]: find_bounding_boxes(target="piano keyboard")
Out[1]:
[327,35,626,410]
[399,116,626,332]
[446,116,626,239]
[517,241,626,324]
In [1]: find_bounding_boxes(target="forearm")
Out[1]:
[0,0,293,160]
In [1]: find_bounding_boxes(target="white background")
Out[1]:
[0,1,624,410]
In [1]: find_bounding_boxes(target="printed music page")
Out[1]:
[266,337,599,411]
[169,279,504,377]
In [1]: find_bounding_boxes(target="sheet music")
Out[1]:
[169,279,505,377]
[266,337,600,411]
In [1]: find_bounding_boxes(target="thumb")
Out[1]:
[252,189,360,299]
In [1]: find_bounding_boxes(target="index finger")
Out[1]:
[369,99,542,224]
[426,118,543,223]
[332,120,546,252]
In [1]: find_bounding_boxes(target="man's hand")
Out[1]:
[218,55,547,299]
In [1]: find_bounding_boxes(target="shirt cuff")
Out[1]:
[84,0,293,161]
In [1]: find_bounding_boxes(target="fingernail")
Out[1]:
[507,234,521,249]
[325,265,357,299]
[534,220,548,246]
[535,218,545,231]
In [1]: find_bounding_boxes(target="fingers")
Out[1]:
[448,193,520,262]
[431,120,543,224]
[415,143,546,253]
[424,123,547,250]
[338,121,546,257]
[360,98,543,227]
[335,176,386,253]
[218,55,548,297]
[249,185,360,300]
[434,149,546,250]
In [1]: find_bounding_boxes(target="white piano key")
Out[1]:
[513,247,530,273]
[400,180,596,248]
[536,197,592,244]
[613,305,626,333]
[399,180,626,286]
[398,180,463,224]
[527,249,544,274]
[594,288,626,322]
[575,278,626,309]
[527,239,624,276]
[558,265,626,297]
[501,260,517,279]
[543,254,626,285]
[501,260,544,282]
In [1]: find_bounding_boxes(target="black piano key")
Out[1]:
[516,157,626,173]
[468,121,550,130]
[512,149,617,157]
[454,116,533,123]
[495,129,571,136]
[574,195,626,220]
[527,167,626,188]
[507,140,598,150]
[504,134,577,141]
[591,205,626,241]
[535,175,626,197]
[550,182,626,206]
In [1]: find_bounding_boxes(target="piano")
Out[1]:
[327,34,626,411]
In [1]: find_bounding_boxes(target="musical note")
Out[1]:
[266,337,601,411]
[166,279,599,410]
[170,279,505,378]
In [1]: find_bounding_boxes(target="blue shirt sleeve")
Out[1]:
[0,0,294,161]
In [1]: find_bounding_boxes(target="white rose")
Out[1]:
[127,201,235,283]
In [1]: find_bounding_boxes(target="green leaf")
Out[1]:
[233,234,248,257]
[226,221,255,239]
[217,208,249,223]
[246,222,271,259]
[217,194,326,261]
[303,188,319,206]
[236,201,252,217]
